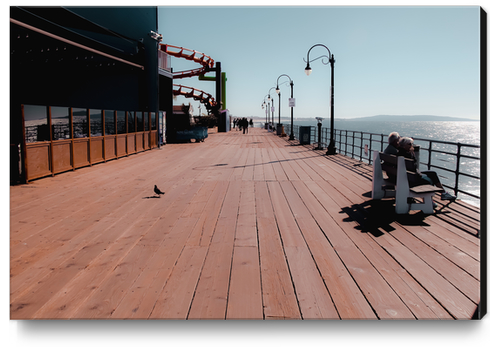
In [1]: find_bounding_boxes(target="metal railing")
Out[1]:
[282,123,480,203]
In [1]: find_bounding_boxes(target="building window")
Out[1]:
[151,112,156,130]
[24,105,49,143]
[127,111,135,133]
[72,108,88,138]
[136,111,144,132]
[90,109,103,137]
[117,111,127,134]
[52,106,72,140]
[105,110,116,135]
[145,112,150,131]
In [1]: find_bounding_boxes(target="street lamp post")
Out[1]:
[262,95,270,129]
[304,43,336,155]
[267,98,271,130]
[277,90,281,125]
[261,100,267,128]
[268,87,275,131]
[276,74,294,141]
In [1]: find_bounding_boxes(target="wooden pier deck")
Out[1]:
[10,126,481,320]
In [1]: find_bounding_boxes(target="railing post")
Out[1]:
[342,130,345,155]
[454,143,462,196]
[427,141,433,170]
[351,131,355,158]
[360,132,363,162]
[369,133,373,164]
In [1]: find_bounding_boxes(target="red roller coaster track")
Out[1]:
[160,44,214,79]
[172,84,217,107]
[160,44,217,110]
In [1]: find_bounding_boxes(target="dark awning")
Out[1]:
[10,6,144,70]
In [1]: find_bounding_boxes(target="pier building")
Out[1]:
[10,6,173,184]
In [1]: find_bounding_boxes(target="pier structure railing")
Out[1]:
[283,123,480,204]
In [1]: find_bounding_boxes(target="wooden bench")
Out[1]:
[372,151,443,214]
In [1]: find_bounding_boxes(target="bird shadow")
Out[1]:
[142,196,162,199]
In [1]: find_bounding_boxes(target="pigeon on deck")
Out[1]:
[154,185,165,197]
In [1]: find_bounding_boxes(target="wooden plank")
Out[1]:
[261,147,277,181]
[311,179,475,319]
[267,181,338,319]
[186,181,241,319]
[293,179,417,319]
[186,181,229,248]
[288,149,325,181]
[299,179,452,319]
[241,147,255,181]
[226,246,263,319]
[25,180,204,319]
[107,183,217,319]
[280,181,377,319]
[266,147,289,181]
[229,147,249,181]
[235,181,258,248]
[329,174,480,284]
[387,226,480,303]
[271,146,299,181]
[282,147,317,182]
[253,147,265,181]
[374,233,476,319]
[420,219,480,261]
[291,149,338,181]
[255,181,301,319]
[10,127,479,320]
[266,181,305,247]
[149,246,208,319]
[402,225,480,280]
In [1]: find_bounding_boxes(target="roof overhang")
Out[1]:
[10,6,144,70]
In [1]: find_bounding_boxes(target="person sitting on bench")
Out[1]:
[383,132,401,183]
[384,132,400,155]
[397,137,456,201]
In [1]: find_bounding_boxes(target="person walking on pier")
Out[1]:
[242,118,249,134]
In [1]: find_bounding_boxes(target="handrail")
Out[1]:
[282,123,480,203]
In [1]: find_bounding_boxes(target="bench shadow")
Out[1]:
[340,193,430,237]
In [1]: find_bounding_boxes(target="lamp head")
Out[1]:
[275,86,280,94]
[268,94,271,101]
[305,63,312,76]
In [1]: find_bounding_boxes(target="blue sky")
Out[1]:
[159,5,481,120]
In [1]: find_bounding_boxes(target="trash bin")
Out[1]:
[299,126,311,145]
[276,124,283,136]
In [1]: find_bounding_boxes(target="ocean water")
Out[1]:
[290,119,481,146]
[267,118,481,207]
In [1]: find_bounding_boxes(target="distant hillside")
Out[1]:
[341,115,478,122]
